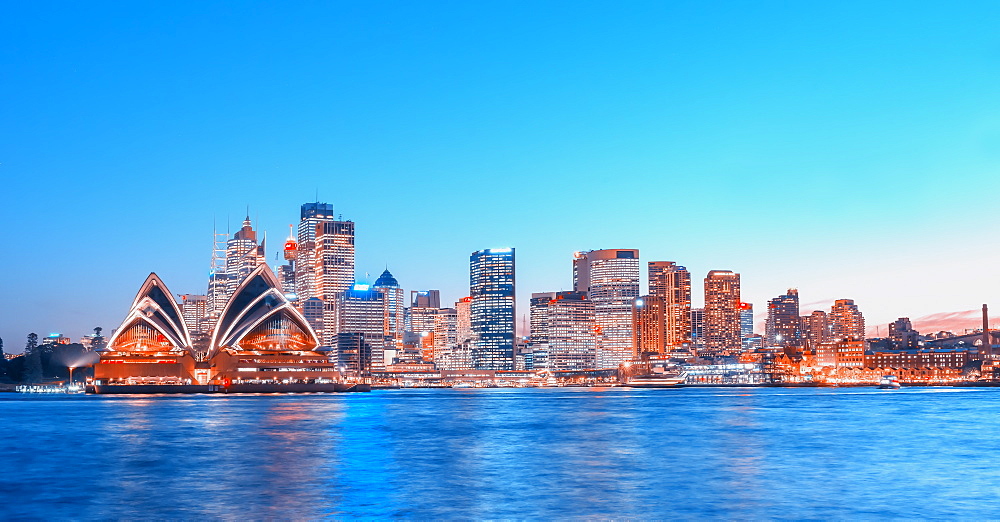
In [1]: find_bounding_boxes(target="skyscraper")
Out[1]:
[765,289,802,349]
[225,216,267,299]
[373,269,404,362]
[632,295,666,357]
[337,283,386,371]
[648,261,692,349]
[802,310,830,348]
[316,220,356,345]
[574,249,640,368]
[739,302,754,351]
[531,291,596,370]
[830,299,865,340]
[691,308,705,351]
[295,202,334,301]
[470,248,515,371]
[177,294,208,335]
[703,270,741,357]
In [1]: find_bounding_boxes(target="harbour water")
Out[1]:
[2,387,999,519]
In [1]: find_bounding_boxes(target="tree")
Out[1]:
[92,326,106,351]
[24,333,42,383]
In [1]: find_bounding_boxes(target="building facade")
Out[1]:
[703,270,741,357]
[470,248,515,370]
[648,261,692,350]
[574,249,640,368]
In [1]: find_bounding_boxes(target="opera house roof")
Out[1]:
[105,273,193,354]
[209,263,320,357]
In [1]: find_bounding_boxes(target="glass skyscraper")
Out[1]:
[470,248,515,371]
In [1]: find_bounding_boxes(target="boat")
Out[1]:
[626,373,686,388]
[878,375,901,389]
[451,383,474,389]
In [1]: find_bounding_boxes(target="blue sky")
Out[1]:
[2,1,1000,350]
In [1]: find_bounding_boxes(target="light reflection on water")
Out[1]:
[2,387,1000,518]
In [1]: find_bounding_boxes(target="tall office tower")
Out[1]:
[703,270,742,357]
[574,249,640,368]
[648,261,692,349]
[277,225,298,296]
[316,220,356,345]
[225,216,267,299]
[830,299,866,340]
[765,289,802,349]
[888,317,919,349]
[690,308,706,351]
[531,291,596,371]
[373,269,405,363]
[632,295,666,357]
[177,294,208,335]
[337,284,387,371]
[470,248,515,370]
[411,290,441,309]
[295,202,334,301]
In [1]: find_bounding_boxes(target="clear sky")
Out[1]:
[2,1,1000,351]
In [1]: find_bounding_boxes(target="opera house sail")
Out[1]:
[208,264,342,386]
[94,274,198,385]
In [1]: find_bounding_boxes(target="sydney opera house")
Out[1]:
[92,265,368,393]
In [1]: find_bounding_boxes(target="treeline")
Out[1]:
[0,333,101,384]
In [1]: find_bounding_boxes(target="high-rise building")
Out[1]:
[691,308,705,351]
[411,290,441,309]
[632,295,666,357]
[437,297,474,370]
[574,249,640,368]
[648,261,692,350]
[889,317,919,349]
[765,289,802,349]
[739,302,754,351]
[703,270,741,357]
[432,308,459,366]
[802,310,830,348]
[225,216,267,299]
[316,220,355,345]
[373,269,404,363]
[177,294,208,335]
[295,202,334,301]
[531,291,596,371]
[830,299,865,341]
[470,248,515,370]
[337,283,386,371]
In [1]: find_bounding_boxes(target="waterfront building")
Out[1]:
[96,274,197,384]
[830,299,865,341]
[815,338,865,368]
[703,270,741,357]
[531,291,596,371]
[208,264,338,383]
[632,295,666,357]
[574,249,640,369]
[866,348,969,369]
[470,248,515,370]
[889,317,920,349]
[648,261,692,349]
[177,294,208,335]
[765,289,802,350]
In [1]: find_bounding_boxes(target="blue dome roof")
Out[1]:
[373,269,398,288]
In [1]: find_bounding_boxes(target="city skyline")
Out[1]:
[3,2,1000,347]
